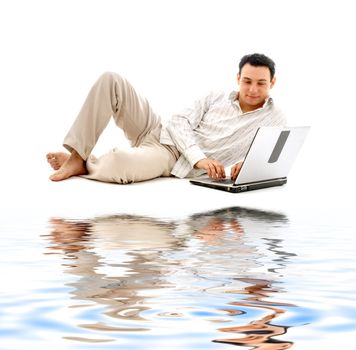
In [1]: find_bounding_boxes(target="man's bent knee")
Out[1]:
[98,71,125,86]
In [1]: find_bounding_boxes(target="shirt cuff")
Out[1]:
[184,145,207,167]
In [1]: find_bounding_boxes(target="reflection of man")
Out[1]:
[48,218,91,253]
[46,215,179,325]
[187,207,294,349]
[188,206,287,245]
[194,216,244,244]
[44,206,295,347]
[214,278,294,349]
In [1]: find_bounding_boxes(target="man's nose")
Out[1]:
[249,84,258,93]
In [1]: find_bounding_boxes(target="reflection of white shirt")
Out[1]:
[160,91,287,178]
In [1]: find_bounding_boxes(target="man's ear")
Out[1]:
[237,73,241,85]
[270,76,276,88]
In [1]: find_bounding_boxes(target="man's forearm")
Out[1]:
[166,115,206,166]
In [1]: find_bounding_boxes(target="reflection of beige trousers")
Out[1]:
[63,72,179,183]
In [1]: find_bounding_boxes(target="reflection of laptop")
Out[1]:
[190,126,310,193]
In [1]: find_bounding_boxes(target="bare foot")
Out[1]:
[49,150,87,181]
[47,152,70,170]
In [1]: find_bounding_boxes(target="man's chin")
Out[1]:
[247,97,261,102]
[247,98,264,106]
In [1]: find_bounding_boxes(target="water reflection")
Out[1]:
[46,216,181,332]
[43,207,296,348]
[188,207,295,349]
[214,278,293,349]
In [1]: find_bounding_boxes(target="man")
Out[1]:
[47,53,286,184]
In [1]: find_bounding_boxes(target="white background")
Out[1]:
[0,0,355,215]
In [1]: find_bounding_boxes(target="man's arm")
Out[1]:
[166,94,209,165]
[166,92,226,178]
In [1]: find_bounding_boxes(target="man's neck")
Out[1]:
[239,100,264,114]
[236,93,267,113]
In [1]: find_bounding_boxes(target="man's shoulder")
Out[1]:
[266,98,287,124]
[204,90,235,104]
[266,97,283,112]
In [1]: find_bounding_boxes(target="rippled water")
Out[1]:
[1,206,355,349]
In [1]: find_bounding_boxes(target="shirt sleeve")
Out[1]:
[165,93,213,167]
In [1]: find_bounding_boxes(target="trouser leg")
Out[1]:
[63,72,161,160]
[84,128,179,184]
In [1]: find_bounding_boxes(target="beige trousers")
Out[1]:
[63,72,179,184]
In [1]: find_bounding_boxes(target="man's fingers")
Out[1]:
[207,161,225,179]
[197,158,225,179]
[206,163,212,178]
[231,162,243,180]
[231,167,237,180]
[208,162,218,178]
[217,163,225,178]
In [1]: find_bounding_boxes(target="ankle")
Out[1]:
[71,150,85,163]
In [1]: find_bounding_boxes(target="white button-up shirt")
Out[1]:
[160,90,286,178]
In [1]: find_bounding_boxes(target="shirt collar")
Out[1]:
[229,91,273,113]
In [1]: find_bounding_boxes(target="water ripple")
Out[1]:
[1,207,356,349]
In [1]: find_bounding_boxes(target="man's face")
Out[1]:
[237,63,275,112]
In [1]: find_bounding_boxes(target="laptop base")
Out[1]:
[189,178,287,193]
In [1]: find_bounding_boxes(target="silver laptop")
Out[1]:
[190,126,310,193]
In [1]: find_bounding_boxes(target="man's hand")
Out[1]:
[194,158,226,179]
[231,161,243,181]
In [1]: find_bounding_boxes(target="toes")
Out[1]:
[49,172,63,181]
[49,161,58,170]
[47,154,56,163]
[49,169,70,182]
[52,160,60,170]
[47,153,61,170]
[49,174,57,181]
[47,152,71,170]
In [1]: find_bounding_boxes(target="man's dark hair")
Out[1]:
[239,53,275,80]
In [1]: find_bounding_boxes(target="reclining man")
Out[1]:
[47,53,286,184]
